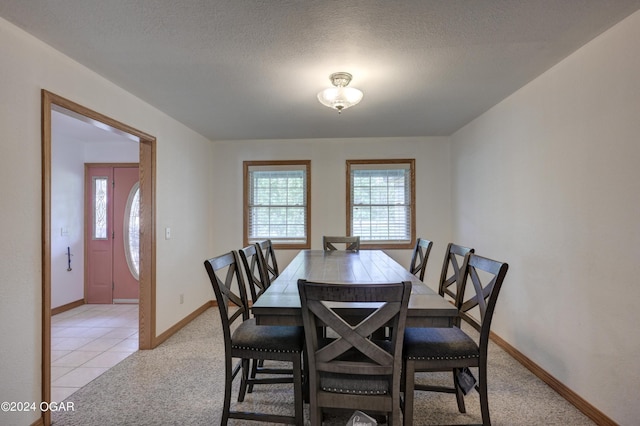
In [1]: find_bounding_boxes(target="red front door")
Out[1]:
[86,165,140,303]
[113,167,140,302]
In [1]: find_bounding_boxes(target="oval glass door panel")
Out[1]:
[124,182,140,279]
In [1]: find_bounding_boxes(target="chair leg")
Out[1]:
[237,358,250,402]
[292,355,304,426]
[452,368,467,413]
[309,404,322,426]
[308,374,321,426]
[222,356,233,425]
[390,407,400,426]
[478,361,491,426]
[402,360,415,426]
[302,346,310,403]
[247,358,258,393]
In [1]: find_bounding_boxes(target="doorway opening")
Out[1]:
[42,90,156,426]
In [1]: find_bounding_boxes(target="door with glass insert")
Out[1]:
[86,165,140,304]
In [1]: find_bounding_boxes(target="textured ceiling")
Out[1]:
[2,1,639,140]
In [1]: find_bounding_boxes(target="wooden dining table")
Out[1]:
[252,249,458,327]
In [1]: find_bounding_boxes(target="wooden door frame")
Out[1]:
[41,90,157,425]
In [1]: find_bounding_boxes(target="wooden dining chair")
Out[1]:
[238,244,295,394]
[439,242,475,305]
[413,242,475,411]
[256,239,279,284]
[408,237,433,281]
[402,253,509,426]
[298,279,411,426]
[238,244,270,305]
[322,235,360,251]
[204,251,303,425]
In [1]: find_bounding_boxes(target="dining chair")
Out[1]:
[204,251,303,425]
[322,235,360,251]
[402,253,509,426]
[238,244,270,305]
[439,242,475,305]
[256,239,279,284]
[416,242,475,411]
[298,279,411,426]
[408,237,433,281]
[238,244,295,394]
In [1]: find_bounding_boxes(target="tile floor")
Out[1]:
[51,304,138,402]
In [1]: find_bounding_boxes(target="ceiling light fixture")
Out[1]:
[317,72,363,114]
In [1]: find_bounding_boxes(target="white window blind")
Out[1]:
[247,165,308,245]
[350,162,412,243]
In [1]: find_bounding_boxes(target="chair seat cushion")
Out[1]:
[320,372,389,395]
[232,318,303,353]
[404,326,479,361]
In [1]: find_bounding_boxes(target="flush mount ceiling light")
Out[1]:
[317,72,363,114]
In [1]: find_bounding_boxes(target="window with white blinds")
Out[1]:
[347,159,415,249]
[244,160,310,248]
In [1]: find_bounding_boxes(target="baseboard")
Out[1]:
[489,331,616,425]
[51,299,84,316]
[152,301,215,347]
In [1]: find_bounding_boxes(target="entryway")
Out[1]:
[42,90,157,426]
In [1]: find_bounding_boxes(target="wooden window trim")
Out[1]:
[346,159,416,250]
[243,160,311,249]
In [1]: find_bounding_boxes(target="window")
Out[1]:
[347,159,415,249]
[93,176,108,240]
[124,182,140,279]
[244,160,311,249]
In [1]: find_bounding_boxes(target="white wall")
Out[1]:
[210,137,452,288]
[50,132,85,308]
[0,16,213,425]
[450,10,640,425]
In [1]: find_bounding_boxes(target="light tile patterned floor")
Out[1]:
[51,304,138,402]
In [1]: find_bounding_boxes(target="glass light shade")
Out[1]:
[317,72,364,113]
[317,87,364,112]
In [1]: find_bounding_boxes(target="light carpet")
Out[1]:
[52,308,593,425]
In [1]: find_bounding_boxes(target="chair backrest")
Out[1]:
[238,244,269,305]
[438,242,475,303]
[456,253,509,354]
[409,238,433,281]
[204,252,250,345]
[298,279,411,392]
[256,239,279,283]
[322,235,360,251]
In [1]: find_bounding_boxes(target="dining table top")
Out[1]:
[252,249,458,327]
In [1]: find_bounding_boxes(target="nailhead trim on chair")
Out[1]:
[232,345,301,353]
[321,386,388,395]
[407,354,479,360]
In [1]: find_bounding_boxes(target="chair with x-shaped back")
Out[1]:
[403,242,475,415]
[255,239,279,284]
[408,238,433,282]
[322,235,360,251]
[238,244,295,394]
[402,253,509,426]
[438,243,475,306]
[298,279,411,426]
[238,244,270,305]
[204,251,303,425]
